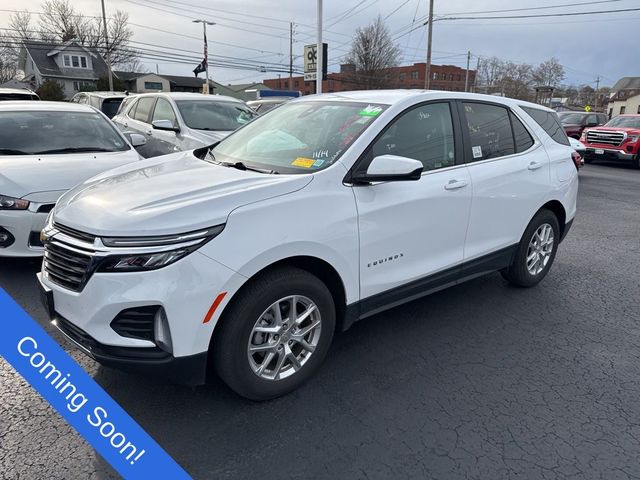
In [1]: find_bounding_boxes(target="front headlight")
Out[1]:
[627,135,639,143]
[97,225,224,272]
[0,194,29,210]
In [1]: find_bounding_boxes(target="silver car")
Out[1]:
[111,92,256,158]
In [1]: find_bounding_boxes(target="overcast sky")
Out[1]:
[1,0,638,88]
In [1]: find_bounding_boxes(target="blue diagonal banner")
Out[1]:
[0,287,191,479]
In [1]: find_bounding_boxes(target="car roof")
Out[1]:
[0,87,37,95]
[75,91,127,99]
[133,92,244,103]
[0,101,96,112]
[293,89,557,112]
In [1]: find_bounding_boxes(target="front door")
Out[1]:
[352,101,472,311]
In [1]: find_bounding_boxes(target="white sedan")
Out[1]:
[0,101,143,257]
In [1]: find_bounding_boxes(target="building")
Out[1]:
[19,40,110,99]
[115,72,270,101]
[607,77,640,117]
[263,62,476,95]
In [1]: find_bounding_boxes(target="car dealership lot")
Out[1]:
[1,163,639,479]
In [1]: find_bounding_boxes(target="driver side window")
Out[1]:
[152,98,177,128]
[371,102,456,172]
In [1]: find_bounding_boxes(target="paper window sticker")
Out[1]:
[472,146,483,159]
[292,157,315,168]
[313,159,325,167]
[359,105,383,117]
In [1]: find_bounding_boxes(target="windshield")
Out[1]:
[175,100,256,131]
[210,101,388,174]
[101,98,124,118]
[0,111,129,155]
[605,116,640,129]
[558,113,585,125]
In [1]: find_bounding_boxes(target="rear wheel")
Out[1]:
[501,209,560,287]
[212,267,335,401]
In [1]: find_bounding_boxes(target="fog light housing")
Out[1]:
[154,308,173,354]
[0,227,15,248]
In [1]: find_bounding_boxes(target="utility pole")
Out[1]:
[464,50,470,92]
[193,19,215,94]
[316,0,323,94]
[474,56,480,93]
[289,22,293,89]
[100,0,113,92]
[423,0,434,90]
[594,75,600,111]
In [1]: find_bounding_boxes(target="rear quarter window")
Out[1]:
[521,106,570,146]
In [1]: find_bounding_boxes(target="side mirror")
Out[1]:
[586,122,598,127]
[152,119,179,132]
[352,155,423,184]
[124,132,147,147]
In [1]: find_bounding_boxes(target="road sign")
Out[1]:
[304,43,328,81]
[585,105,591,112]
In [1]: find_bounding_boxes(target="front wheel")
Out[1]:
[501,209,560,287]
[212,267,335,401]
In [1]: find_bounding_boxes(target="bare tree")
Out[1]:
[345,15,402,89]
[476,56,534,100]
[7,0,137,68]
[532,57,565,87]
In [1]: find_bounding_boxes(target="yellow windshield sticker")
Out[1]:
[292,157,315,168]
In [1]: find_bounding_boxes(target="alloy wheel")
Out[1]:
[526,223,554,275]
[247,295,322,381]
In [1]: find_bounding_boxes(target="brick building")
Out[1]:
[263,62,476,95]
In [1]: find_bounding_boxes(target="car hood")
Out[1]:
[54,150,313,236]
[0,150,140,200]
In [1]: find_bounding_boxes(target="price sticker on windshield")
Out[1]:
[359,105,383,117]
[292,157,315,168]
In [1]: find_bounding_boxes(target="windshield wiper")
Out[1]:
[0,148,29,155]
[220,160,278,174]
[33,147,116,154]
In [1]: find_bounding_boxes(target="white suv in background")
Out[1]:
[38,91,578,400]
[111,92,256,158]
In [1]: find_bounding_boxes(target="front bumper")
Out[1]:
[0,208,52,257]
[584,147,637,163]
[38,250,247,384]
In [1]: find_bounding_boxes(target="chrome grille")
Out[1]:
[53,222,96,244]
[586,130,624,146]
[44,223,97,292]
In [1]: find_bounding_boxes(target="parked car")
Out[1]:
[247,97,293,114]
[558,111,607,139]
[111,92,257,158]
[580,114,640,168]
[0,87,39,101]
[38,91,578,400]
[0,101,143,257]
[70,91,127,118]
[568,137,585,170]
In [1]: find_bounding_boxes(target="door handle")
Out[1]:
[528,161,542,171]
[146,129,153,136]
[444,179,468,190]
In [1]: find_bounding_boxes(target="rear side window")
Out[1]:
[521,107,570,146]
[134,97,155,123]
[462,102,515,161]
[510,112,534,153]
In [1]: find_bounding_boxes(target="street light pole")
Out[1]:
[316,0,323,94]
[193,19,215,94]
[100,0,113,92]
[424,0,434,90]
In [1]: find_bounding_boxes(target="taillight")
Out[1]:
[571,151,582,169]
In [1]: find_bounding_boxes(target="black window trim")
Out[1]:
[455,99,539,165]
[344,99,465,184]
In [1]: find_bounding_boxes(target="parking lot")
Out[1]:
[1,163,639,479]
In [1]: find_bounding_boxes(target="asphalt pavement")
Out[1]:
[1,163,639,480]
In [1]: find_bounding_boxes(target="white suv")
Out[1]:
[37,91,578,400]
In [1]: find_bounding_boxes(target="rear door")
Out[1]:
[459,101,548,267]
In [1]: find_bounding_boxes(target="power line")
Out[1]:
[443,6,640,21]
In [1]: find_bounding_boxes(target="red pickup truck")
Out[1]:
[581,114,640,168]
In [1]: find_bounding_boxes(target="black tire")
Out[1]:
[501,209,560,288]
[212,267,335,401]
